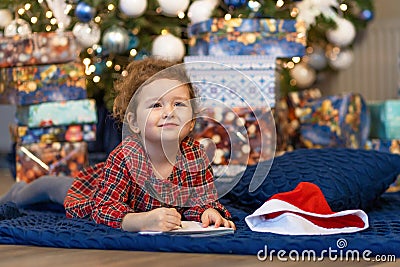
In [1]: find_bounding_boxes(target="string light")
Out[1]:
[130,49,137,57]
[83,58,91,66]
[292,57,301,63]
[224,13,231,20]
[18,8,25,15]
[107,4,115,11]
[31,17,38,24]
[106,60,113,68]
[88,65,96,73]
[290,7,299,17]
[86,48,94,55]
[248,1,261,12]
[287,61,295,69]
[93,76,100,83]
[178,11,185,19]
[276,0,284,8]
[339,4,348,11]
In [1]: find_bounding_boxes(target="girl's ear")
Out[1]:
[127,112,140,134]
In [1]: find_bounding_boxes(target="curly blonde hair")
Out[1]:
[113,57,197,124]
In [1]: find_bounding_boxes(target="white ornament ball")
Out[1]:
[326,17,356,47]
[119,0,147,17]
[0,9,13,28]
[152,33,186,61]
[72,22,101,48]
[158,0,189,16]
[188,0,216,24]
[329,49,354,70]
[4,18,32,37]
[290,62,317,88]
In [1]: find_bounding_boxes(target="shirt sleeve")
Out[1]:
[90,147,135,229]
[181,143,232,222]
[64,162,104,219]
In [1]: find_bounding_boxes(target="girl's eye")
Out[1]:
[149,103,162,108]
[174,101,187,107]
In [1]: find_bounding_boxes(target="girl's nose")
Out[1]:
[162,104,175,119]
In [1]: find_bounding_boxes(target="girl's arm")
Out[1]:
[90,147,135,229]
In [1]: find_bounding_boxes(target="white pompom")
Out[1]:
[326,17,356,47]
[157,0,189,17]
[119,0,147,18]
[152,33,186,61]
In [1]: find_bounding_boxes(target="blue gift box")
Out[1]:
[299,93,370,148]
[15,124,97,144]
[365,138,400,192]
[0,62,87,105]
[188,18,306,57]
[0,31,80,68]
[16,99,97,128]
[368,100,400,139]
[365,139,400,154]
[184,55,276,108]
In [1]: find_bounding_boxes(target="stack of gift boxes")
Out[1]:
[184,18,307,172]
[185,17,378,172]
[0,31,97,183]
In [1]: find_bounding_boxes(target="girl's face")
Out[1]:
[128,78,195,145]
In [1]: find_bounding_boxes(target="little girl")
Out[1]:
[0,58,235,232]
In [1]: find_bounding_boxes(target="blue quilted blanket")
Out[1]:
[1,148,400,258]
[0,192,399,257]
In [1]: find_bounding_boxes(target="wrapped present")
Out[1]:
[16,99,97,127]
[13,124,96,144]
[275,88,322,151]
[298,93,370,149]
[368,100,400,139]
[184,55,276,108]
[365,139,400,192]
[16,141,88,183]
[188,18,306,57]
[365,139,400,154]
[0,31,80,68]
[192,107,275,166]
[0,61,86,105]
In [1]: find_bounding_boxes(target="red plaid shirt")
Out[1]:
[64,135,231,229]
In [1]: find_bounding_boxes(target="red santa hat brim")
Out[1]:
[245,182,369,235]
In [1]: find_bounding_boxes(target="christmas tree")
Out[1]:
[0,0,374,110]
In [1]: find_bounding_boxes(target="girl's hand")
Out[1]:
[144,207,182,231]
[201,208,236,230]
[122,207,181,232]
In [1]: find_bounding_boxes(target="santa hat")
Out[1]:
[245,182,369,235]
